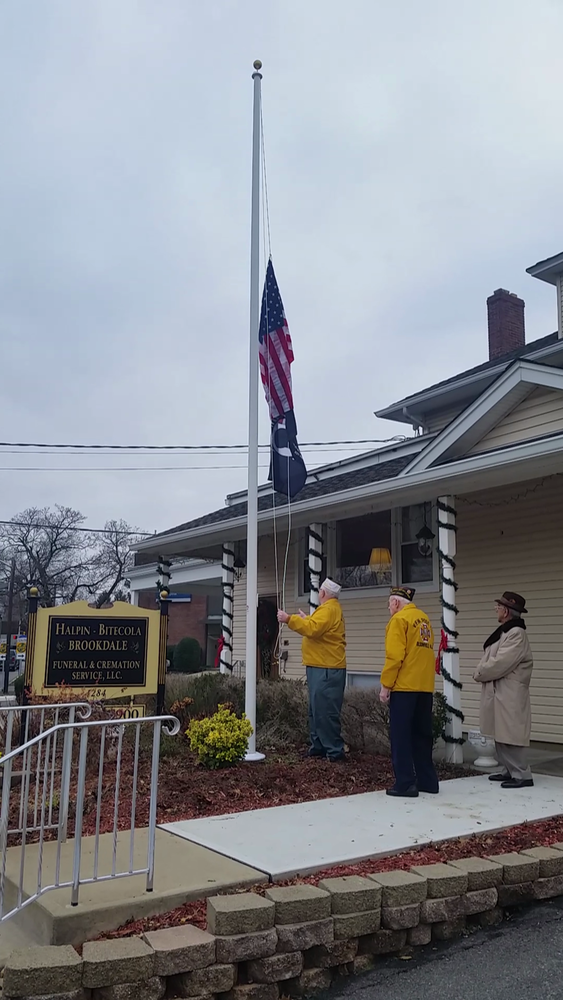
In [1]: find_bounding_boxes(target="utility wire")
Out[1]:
[0,437,407,451]
[0,465,274,472]
[0,520,150,536]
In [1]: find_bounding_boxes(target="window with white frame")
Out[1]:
[400,502,435,585]
[334,511,392,590]
[346,671,381,690]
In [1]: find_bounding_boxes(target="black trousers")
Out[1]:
[389,691,439,793]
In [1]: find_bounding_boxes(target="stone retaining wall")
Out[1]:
[5,845,563,1000]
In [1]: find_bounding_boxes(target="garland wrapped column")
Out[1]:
[220,543,235,674]
[308,525,323,611]
[437,496,464,764]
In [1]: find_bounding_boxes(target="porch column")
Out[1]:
[220,543,235,673]
[308,524,323,611]
[437,496,464,764]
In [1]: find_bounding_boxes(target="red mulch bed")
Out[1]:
[99,813,563,941]
[151,753,467,827]
[66,750,470,836]
[6,746,472,843]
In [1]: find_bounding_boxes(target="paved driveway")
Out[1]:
[327,899,563,1000]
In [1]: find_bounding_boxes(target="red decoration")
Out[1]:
[214,635,224,669]
[436,629,448,674]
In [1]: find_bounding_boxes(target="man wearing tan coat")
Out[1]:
[473,591,534,789]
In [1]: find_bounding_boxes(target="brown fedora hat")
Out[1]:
[496,591,528,614]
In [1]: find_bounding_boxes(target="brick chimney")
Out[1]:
[487,288,525,361]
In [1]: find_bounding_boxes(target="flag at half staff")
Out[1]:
[259,259,307,499]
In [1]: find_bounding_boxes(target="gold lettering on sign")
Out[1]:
[67,640,128,652]
[55,623,92,637]
[98,624,142,637]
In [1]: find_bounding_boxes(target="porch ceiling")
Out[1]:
[136,434,563,560]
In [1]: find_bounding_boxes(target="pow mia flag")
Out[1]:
[269,410,308,499]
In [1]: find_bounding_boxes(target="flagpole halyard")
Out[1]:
[244,59,265,762]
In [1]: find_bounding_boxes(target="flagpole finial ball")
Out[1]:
[29,587,39,598]
[253,59,262,70]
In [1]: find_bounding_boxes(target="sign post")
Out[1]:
[157,589,170,716]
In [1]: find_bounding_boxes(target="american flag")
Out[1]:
[258,259,307,499]
[259,259,294,421]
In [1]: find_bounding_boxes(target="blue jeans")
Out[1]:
[389,691,439,793]
[306,666,346,760]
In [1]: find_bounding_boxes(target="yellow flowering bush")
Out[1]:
[187,704,253,768]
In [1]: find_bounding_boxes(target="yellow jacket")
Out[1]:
[288,599,346,669]
[381,602,435,692]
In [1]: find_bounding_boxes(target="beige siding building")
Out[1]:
[135,252,563,751]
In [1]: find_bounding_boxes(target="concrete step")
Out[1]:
[0,919,39,968]
[1,828,266,950]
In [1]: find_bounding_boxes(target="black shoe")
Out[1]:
[386,786,419,798]
[501,778,534,789]
[489,772,510,782]
[328,753,346,763]
[306,749,326,759]
[419,786,439,794]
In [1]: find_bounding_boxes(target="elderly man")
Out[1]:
[379,587,439,798]
[473,592,534,789]
[277,578,346,762]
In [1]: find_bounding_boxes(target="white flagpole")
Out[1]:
[244,60,265,762]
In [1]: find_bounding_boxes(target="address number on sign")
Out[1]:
[109,705,146,720]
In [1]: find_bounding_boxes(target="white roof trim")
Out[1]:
[375,337,563,423]
[401,361,563,475]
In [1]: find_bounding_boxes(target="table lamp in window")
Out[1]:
[368,547,392,573]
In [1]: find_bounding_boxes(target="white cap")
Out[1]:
[321,578,341,597]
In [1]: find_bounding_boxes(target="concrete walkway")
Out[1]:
[161,774,563,880]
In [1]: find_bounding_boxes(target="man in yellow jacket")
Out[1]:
[277,578,346,762]
[379,587,439,798]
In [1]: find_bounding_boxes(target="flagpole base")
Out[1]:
[245,750,266,763]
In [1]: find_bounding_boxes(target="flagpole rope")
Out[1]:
[258,106,305,674]
[261,104,272,259]
[260,111,287,668]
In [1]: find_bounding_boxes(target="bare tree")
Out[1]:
[0,507,144,618]
[90,519,142,607]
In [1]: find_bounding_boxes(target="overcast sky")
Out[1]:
[1,0,562,535]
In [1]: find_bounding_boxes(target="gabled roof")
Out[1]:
[402,360,563,475]
[526,252,563,285]
[375,332,561,426]
[149,453,415,541]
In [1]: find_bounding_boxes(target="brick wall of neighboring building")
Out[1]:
[137,592,208,650]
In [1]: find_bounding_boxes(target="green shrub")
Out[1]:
[187,704,252,768]
[13,673,25,705]
[166,672,244,717]
[165,674,449,756]
[256,678,309,750]
[172,637,202,674]
[166,645,176,669]
[341,688,390,754]
[432,690,449,747]
[341,688,448,753]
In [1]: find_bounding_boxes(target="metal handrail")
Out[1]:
[0,714,180,921]
[0,702,92,755]
[0,703,94,843]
